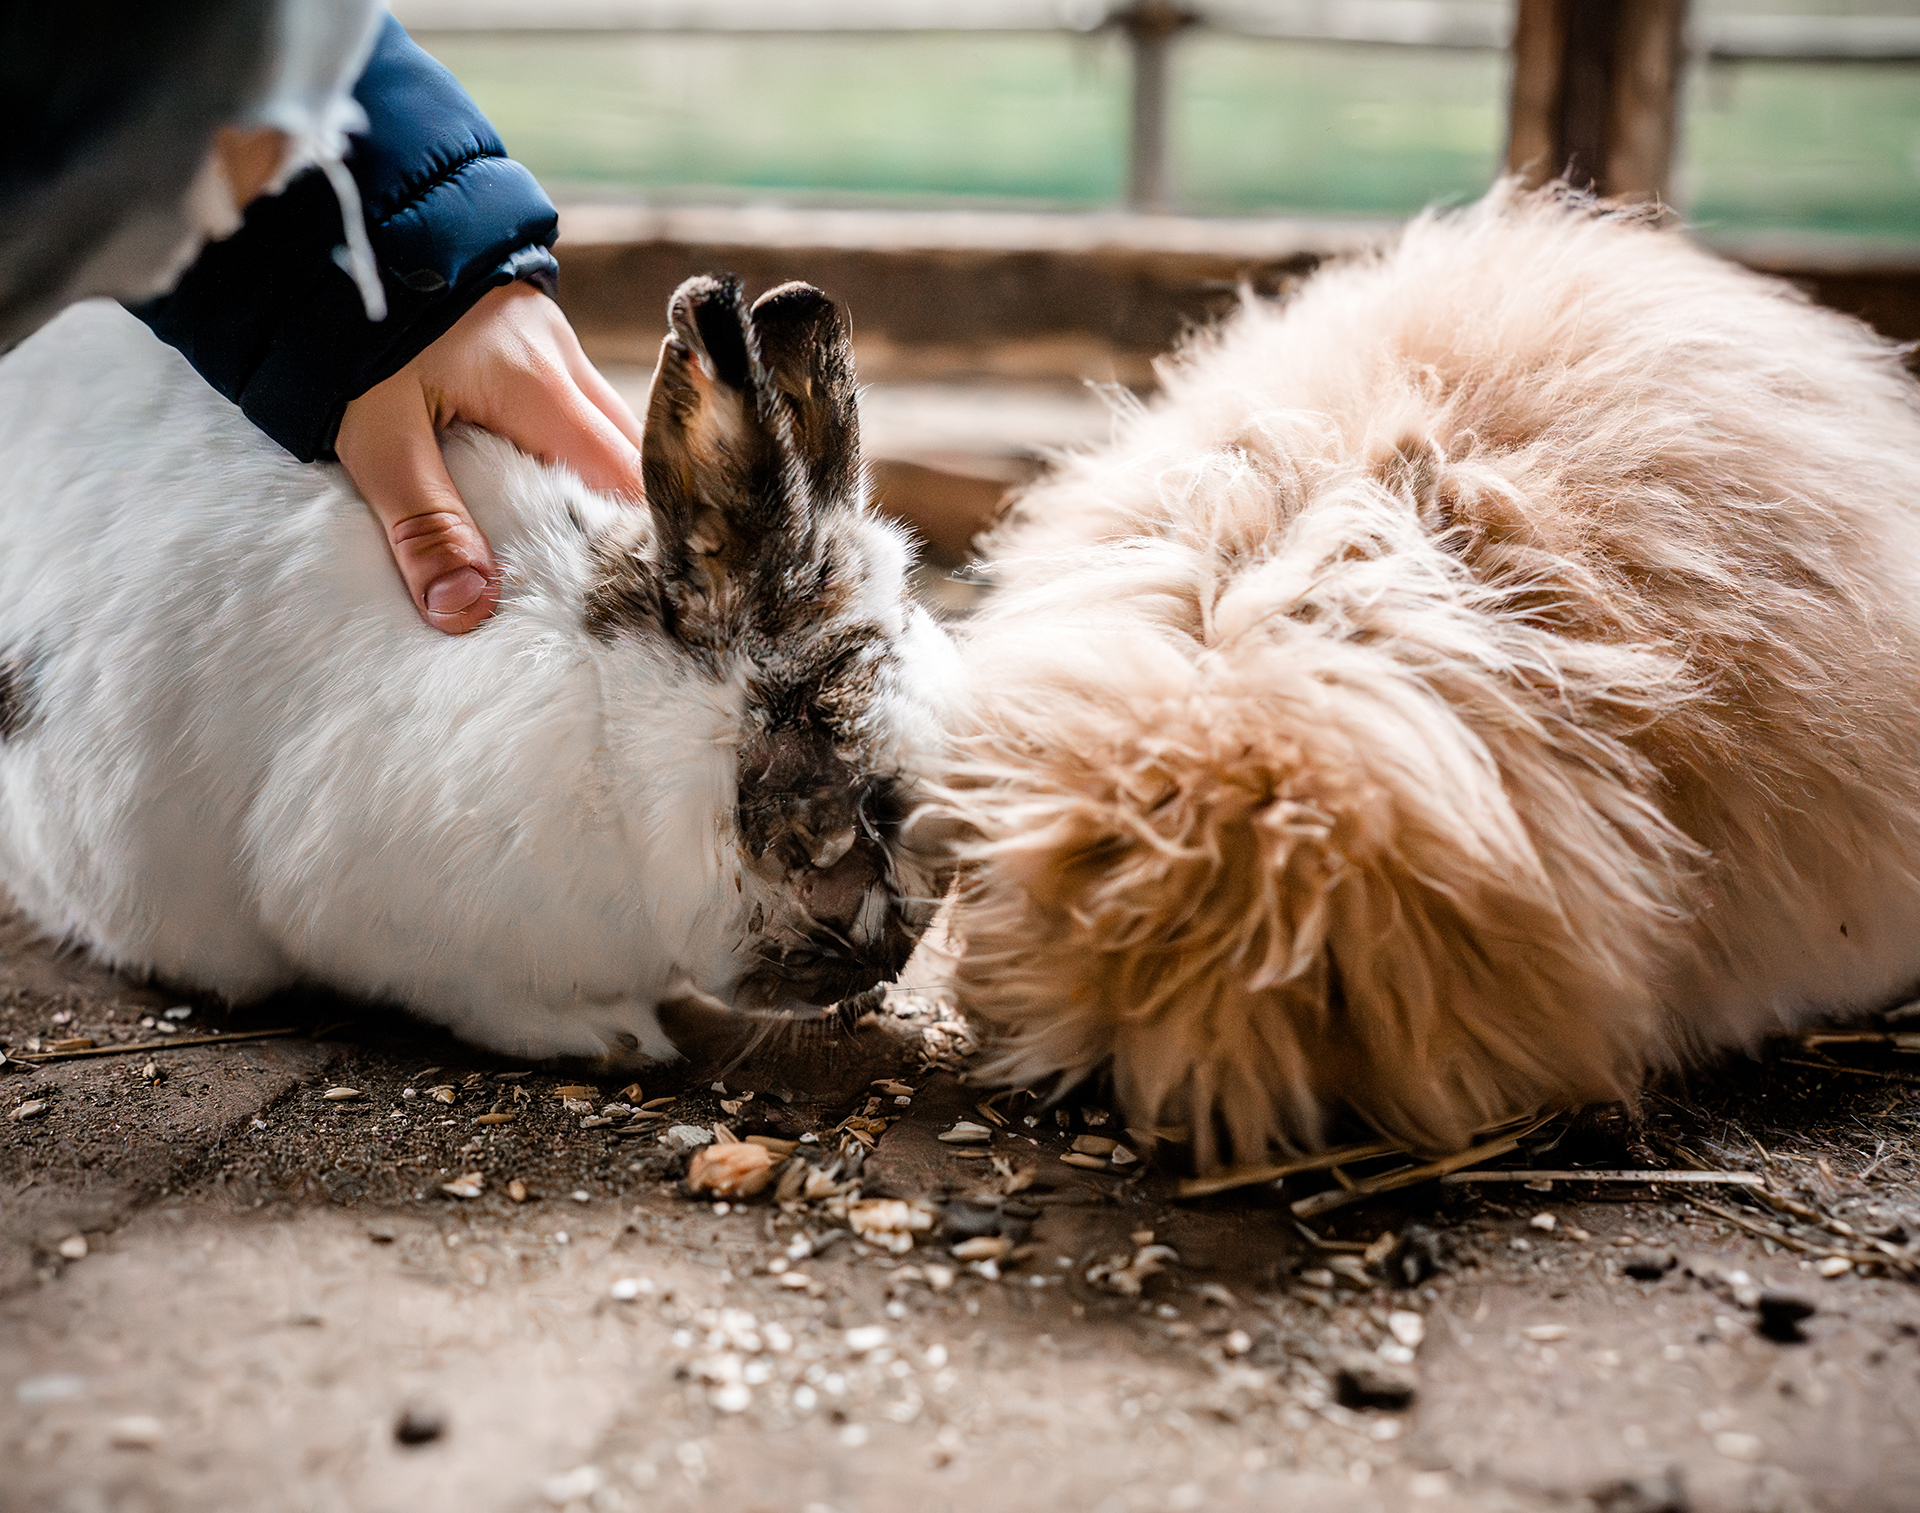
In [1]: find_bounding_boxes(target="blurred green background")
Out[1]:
[419,12,1920,243]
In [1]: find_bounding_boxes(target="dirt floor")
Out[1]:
[4,909,1920,1513]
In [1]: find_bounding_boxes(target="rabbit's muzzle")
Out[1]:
[734,727,935,1007]
[738,832,927,1007]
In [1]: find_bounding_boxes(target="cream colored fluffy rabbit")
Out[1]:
[943,185,1920,1166]
[0,276,958,1061]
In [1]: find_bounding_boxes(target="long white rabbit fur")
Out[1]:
[942,184,1920,1166]
[0,278,959,1062]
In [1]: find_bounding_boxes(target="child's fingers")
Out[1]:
[336,375,499,636]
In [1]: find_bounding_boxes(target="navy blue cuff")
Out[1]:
[131,15,559,463]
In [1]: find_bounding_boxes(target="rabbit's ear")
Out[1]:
[640,274,788,616]
[748,282,860,508]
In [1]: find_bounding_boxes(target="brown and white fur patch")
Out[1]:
[938,183,1920,1167]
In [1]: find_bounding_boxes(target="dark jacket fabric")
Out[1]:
[133,16,559,463]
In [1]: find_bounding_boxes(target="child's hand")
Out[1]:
[334,281,645,634]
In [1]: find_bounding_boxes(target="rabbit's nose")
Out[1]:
[798,841,886,942]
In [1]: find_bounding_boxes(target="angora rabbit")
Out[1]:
[0,276,958,1061]
[943,184,1920,1166]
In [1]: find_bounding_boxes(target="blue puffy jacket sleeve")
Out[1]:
[132,16,559,463]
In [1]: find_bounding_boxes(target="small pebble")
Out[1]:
[570,1190,591,1203]
[56,1235,87,1261]
[108,1415,164,1449]
[1713,1430,1761,1462]
[162,1007,192,1021]
[393,1405,445,1446]
[1755,1290,1817,1343]
[1815,1256,1853,1277]
[507,1180,528,1203]
[844,1325,889,1354]
[1333,1352,1417,1411]
[1387,1311,1425,1348]
[1528,1212,1557,1232]
[609,1277,653,1301]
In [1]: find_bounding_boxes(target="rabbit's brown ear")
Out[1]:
[749,282,860,508]
[640,274,787,616]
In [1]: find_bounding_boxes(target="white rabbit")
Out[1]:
[940,184,1920,1167]
[0,276,960,1062]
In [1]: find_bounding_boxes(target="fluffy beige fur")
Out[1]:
[938,184,1920,1167]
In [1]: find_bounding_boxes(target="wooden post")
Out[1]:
[1505,0,1688,202]
[1116,0,1195,213]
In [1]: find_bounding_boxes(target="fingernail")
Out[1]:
[424,566,487,617]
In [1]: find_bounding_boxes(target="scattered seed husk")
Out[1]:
[950,1235,1011,1262]
[1108,1145,1139,1167]
[848,1198,936,1254]
[475,1112,515,1125]
[938,1121,992,1145]
[441,1172,485,1199]
[507,1179,529,1202]
[745,1135,798,1157]
[1085,1243,1178,1297]
[1325,1255,1373,1288]
[48,1038,94,1053]
[1816,1256,1854,1277]
[1387,1311,1425,1348]
[1522,1324,1570,1342]
[427,1086,456,1105]
[618,1082,645,1103]
[973,1102,1008,1127]
[554,1085,596,1100]
[10,1100,48,1121]
[56,1234,88,1260]
[774,1159,810,1205]
[108,1415,164,1449]
[640,1096,679,1111]
[687,1141,775,1199]
[322,1087,363,1101]
[950,1149,990,1160]
[1071,1135,1117,1157]
[1060,1152,1113,1171]
[872,1079,915,1097]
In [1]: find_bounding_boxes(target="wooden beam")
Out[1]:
[1505,0,1687,202]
